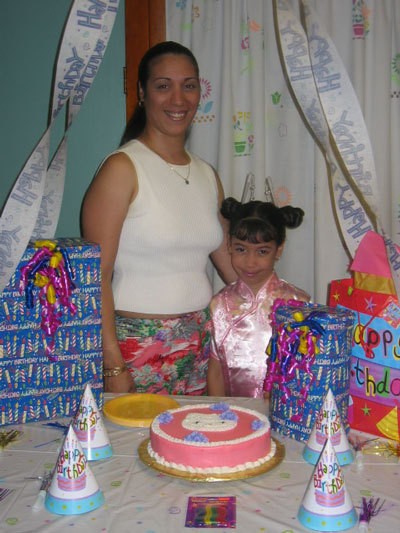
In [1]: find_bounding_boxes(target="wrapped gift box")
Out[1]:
[267,302,354,442]
[0,238,103,425]
[329,278,400,441]
[329,231,400,441]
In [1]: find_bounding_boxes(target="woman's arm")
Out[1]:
[210,171,237,284]
[206,356,226,396]
[81,153,137,393]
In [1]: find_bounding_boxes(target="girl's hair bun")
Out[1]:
[221,197,305,246]
[280,206,304,229]
[220,197,242,220]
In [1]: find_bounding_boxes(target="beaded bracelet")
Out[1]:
[103,365,128,378]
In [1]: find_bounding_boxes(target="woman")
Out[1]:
[81,41,236,394]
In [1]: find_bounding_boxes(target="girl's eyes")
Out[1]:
[233,246,245,254]
[233,247,271,255]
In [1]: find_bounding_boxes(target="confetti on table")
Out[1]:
[0,430,22,449]
[0,488,14,503]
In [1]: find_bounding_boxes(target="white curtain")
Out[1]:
[166,0,400,303]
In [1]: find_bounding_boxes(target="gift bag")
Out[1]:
[329,232,400,441]
[0,239,103,425]
[266,302,354,442]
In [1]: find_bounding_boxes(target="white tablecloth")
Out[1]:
[0,395,398,533]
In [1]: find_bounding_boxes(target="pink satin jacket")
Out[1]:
[209,272,310,398]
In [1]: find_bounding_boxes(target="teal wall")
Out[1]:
[1,0,126,238]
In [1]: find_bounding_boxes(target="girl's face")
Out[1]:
[140,54,200,140]
[229,237,283,295]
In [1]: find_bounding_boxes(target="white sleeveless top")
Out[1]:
[111,140,223,314]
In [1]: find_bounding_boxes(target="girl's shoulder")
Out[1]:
[272,276,310,302]
[210,281,242,310]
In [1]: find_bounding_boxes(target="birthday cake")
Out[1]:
[147,402,274,475]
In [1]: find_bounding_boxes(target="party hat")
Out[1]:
[45,425,104,515]
[73,383,113,461]
[303,389,354,466]
[298,438,357,531]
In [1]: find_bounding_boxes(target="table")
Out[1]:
[0,395,399,533]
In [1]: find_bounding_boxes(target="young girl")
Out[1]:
[207,197,310,398]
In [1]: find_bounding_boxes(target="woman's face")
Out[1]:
[140,54,200,140]
[229,237,283,295]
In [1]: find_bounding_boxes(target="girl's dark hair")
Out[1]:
[120,41,199,145]
[221,197,304,246]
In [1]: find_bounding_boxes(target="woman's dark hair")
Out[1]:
[120,41,199,145]
[221,197,304,246]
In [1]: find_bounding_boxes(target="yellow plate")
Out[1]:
[138,437,285,482]
[103,394,180,427]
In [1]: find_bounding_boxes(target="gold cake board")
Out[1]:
[138,437,285,482]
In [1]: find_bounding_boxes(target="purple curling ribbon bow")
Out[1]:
[264,301,325,420]
[19,240,77,360]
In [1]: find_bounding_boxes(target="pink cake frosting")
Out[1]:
[57,473,87,492]
[316,429,341,446]
[148,403,273,474]
[315,487,345,507]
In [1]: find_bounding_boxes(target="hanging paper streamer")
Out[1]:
[274,0,374,260]
[19,240,77,359]
[34,0,120,239]
[301,0,400,296]
[274,0,400,297]
[0,0,120,294]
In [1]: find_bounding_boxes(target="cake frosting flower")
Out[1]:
[184,431,209,443]
[210,402,230,412]
[251,419,265,431]
[220,410,238,422]
[158,412,173,424]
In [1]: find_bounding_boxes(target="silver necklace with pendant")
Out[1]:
[167,162,191,184]
[142,140,191,184]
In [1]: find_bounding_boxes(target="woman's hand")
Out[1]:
[82,153,139,396]
[104,370,136,393]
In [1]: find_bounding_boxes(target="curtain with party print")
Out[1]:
[166,0,400,303]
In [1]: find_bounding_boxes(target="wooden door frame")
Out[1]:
[124,0,166,120]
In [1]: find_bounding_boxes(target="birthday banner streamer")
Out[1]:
[274,0,400,297]
[0,0,120,294]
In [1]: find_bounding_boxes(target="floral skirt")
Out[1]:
[115,308,211,395]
